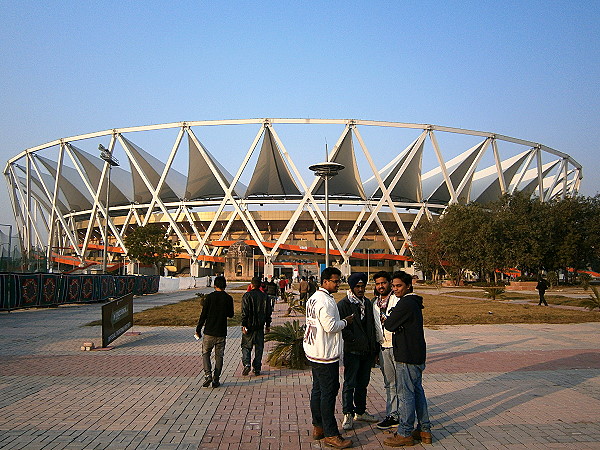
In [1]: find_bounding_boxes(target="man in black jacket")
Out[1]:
[337,272,380,431]
[241,277,273,376]
[195,275,234,388]
[383,271,432,447]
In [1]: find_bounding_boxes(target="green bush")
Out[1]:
[483,286,506,301]
[581,286,600,311]
[265,320,308,369]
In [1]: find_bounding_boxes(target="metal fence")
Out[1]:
[0,273,160,311]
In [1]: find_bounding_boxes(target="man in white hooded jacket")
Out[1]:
[303,267,354,449]
[372,270,401,429]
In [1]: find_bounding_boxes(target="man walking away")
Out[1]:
[241,276,273,376]
[372,271,400,430]
[338,272,380,430]
[265,277,278,309]
[299,276,310,305]
[278,276,288,300]
[304,267,354,449]
[536,277,549,306]
[383,271,432,447]
[195,275,234,388]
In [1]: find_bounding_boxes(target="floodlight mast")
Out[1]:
[99,144,119,274]
[309,161,345,268]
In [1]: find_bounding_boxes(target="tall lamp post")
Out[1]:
[99,144,119,274]
[309,161,344,268]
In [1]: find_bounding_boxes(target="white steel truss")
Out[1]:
[3,119,583,271]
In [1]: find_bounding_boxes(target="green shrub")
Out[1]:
[579,273,592,291]
[581,286,600,311]
[265,320,308,369]
[483,286,506,301]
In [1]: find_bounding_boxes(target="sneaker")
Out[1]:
[342,413,354,430]
[322,435,352,449]
[377,416,399,429]
[354,411,378,422]
[242,366,251,376]
[411,429,432,444]
[202,376,212,388]
[383,433,415,447]
[211,378,220,388]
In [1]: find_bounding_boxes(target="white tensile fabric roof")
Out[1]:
[4,119,582,263]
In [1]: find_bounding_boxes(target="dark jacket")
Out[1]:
[196,290,235,337]
[384,293,426,365]
[241,288,273,331]
[337,295,379,355]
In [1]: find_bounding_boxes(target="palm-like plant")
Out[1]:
[285,294,306,316]
[483,286,505,301]
[265,320,308,369]
[581,286,600,311]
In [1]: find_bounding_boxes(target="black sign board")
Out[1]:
[101,293,134,348]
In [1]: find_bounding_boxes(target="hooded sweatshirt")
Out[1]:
[383,293,426,365]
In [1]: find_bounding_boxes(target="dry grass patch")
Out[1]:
[420,292,600,326]
[126,291,244,327]
[89,285,599,328]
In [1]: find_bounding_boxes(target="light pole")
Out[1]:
[99,144,119,274]
[309,161,344,268]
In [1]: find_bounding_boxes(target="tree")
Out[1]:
[410,193,600,285]
[409,219,444,281]
[124,225,180,274]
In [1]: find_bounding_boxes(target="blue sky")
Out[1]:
[1,0,599,229]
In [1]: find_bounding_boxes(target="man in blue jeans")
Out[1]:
[383,271,432,446]
[241,277,272,376]
[303,267,355,449]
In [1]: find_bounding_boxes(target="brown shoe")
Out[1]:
[312,426,325,440]
[411,430,432,444]
[383,433,415,447]
[322,435,353,448]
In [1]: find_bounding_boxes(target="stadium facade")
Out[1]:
[4,119,582,278]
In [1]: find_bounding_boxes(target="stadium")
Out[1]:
[3,118,582,279]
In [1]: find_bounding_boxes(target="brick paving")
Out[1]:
[0,286,599,449]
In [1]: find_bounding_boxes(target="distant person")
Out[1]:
[195,275,234,388]
[278,276,288,299]
[308,275,318,298]
[383,271,432,447]
[337,272,380,431]
[241,276,273,376]
[206,275,212,287]
[265,277,278,308]
[304,267,354,449]
[372,270,400,430]
[299,276,309,305]
[536,277,549,306]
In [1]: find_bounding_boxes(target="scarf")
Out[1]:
[346,289,365,320]
[377,293,392,324]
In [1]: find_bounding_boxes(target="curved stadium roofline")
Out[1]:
[4,119,582,277]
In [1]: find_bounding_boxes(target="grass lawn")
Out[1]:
[124,285,600,328]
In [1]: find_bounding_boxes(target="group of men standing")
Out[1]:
[303,267,431,448]
[195,267,432,449]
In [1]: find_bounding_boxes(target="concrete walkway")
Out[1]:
[1,286,599,449]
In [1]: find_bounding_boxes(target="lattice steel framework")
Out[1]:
[4,119,582,276]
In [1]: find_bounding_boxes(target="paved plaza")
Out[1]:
[1,285,600,449]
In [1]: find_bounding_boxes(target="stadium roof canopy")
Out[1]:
[4,118,582,270]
